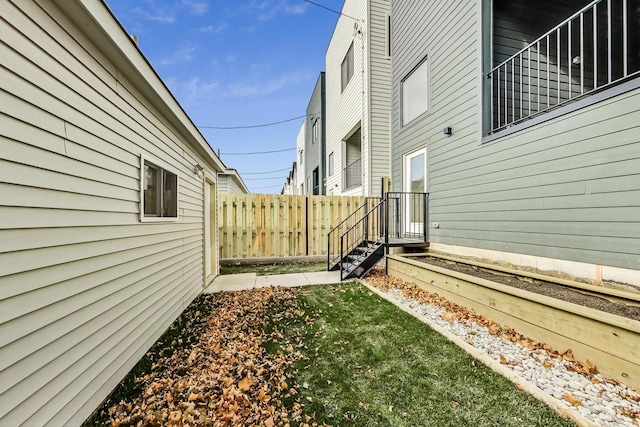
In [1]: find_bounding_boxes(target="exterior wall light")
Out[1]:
[443,127,453,136]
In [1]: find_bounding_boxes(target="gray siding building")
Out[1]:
[305,72,327,195]
[390,0,640,285]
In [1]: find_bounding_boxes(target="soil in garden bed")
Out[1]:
[409,256,640,322]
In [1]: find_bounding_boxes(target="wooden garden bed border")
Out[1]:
[386,254,640,389]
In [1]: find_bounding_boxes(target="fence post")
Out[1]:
[305,195,309,256]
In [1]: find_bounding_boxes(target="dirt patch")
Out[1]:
[408,256,640,322]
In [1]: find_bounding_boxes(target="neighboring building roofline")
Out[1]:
[219,168,250,194]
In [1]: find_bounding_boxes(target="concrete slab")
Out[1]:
[203,271,344,293]
[303,271,342,285]
[203,272,256,293]
[255,273,309,288]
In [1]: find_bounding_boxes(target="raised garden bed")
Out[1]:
[386,253,640,390]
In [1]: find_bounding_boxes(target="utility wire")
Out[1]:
[251,184,287,189]
[198,114,308,130]
[222,147,296,155]
[241,167,292,175]
[303,0,360,21]
[244,176,287,181]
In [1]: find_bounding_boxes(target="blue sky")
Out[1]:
[104,0,342,193]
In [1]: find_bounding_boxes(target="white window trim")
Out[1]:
[341,42,355,93]
[140,154,180,223]
[401,55,430,128]
[403,147,427,235]
[404,147,427,192]
[328,152,334,176]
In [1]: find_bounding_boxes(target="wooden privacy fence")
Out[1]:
[218,193,366,259]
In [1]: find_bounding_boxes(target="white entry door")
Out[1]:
[404,148,427,236]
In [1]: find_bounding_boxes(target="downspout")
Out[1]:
[357,16,366,196]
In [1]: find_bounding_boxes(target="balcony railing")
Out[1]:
[487,0,639,133]
[343,158,362,190]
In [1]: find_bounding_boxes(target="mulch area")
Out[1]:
[409,256,640,322]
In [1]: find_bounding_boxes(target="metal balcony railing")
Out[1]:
[487,0,639,133]
[343,158,362,190]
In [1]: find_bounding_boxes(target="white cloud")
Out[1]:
[239,0,309,21]
[184,77,219,103]
[196,23,229,33]
[227,70,311,98]
[135,7,176,24]
[182,0,208,15]
[134,0,210,24]
[159,45,197,65]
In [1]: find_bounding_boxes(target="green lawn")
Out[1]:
[220,260,327,276]
[85,282,576,426]
[276,283,576,426]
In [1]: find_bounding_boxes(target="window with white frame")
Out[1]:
[341,42,354,92]
[312,119,318,143]
[141,156,178,221]
[401,56,429,126]
[328,152,334,176]
[299,149,304,165]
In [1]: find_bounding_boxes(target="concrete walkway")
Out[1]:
[203,270,343,293]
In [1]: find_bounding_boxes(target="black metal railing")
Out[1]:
[343,158,362,190]
[327,197,381,269]
[327,192,429,276]
[339,198,386,279]
[487,0,639,133]
[385,192,429,242]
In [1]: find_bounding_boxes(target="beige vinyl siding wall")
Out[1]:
[392,0,640,272]
[0,1,216,425]
[367,0,392,197]
[325,0,367,196]
[218,175,247,194]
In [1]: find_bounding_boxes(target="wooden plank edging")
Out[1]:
[358,279,598,427]
[386,254,640,389]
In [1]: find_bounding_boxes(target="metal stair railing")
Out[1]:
[327,197,381,270]
[339,198,385,280]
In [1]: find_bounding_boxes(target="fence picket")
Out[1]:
[217,193,365,259]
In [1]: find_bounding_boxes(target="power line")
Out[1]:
[303,0,360,21]
[244,176,287,181]
[198,114,308,130]
[251,184,287,189]
[241,167,292,175]
[222,147,296,155]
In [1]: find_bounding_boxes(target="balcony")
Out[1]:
[343,158,362,190]
[487,0,639,134]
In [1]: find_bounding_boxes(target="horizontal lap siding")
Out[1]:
[392,0,640,271]
[0,1,207,425]
[430,89,640,270]
[325,0,367,195]
[391,0,479,187]
[368,0,392,196]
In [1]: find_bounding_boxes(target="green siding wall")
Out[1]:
[391,0,640,271]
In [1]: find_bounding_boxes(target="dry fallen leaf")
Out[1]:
[238,376,252,391]
[562,393,582,407]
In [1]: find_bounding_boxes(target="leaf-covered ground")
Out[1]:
[85,281,576,426]
[85,287,311,426]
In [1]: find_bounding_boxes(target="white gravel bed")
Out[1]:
[378,287,640,427]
